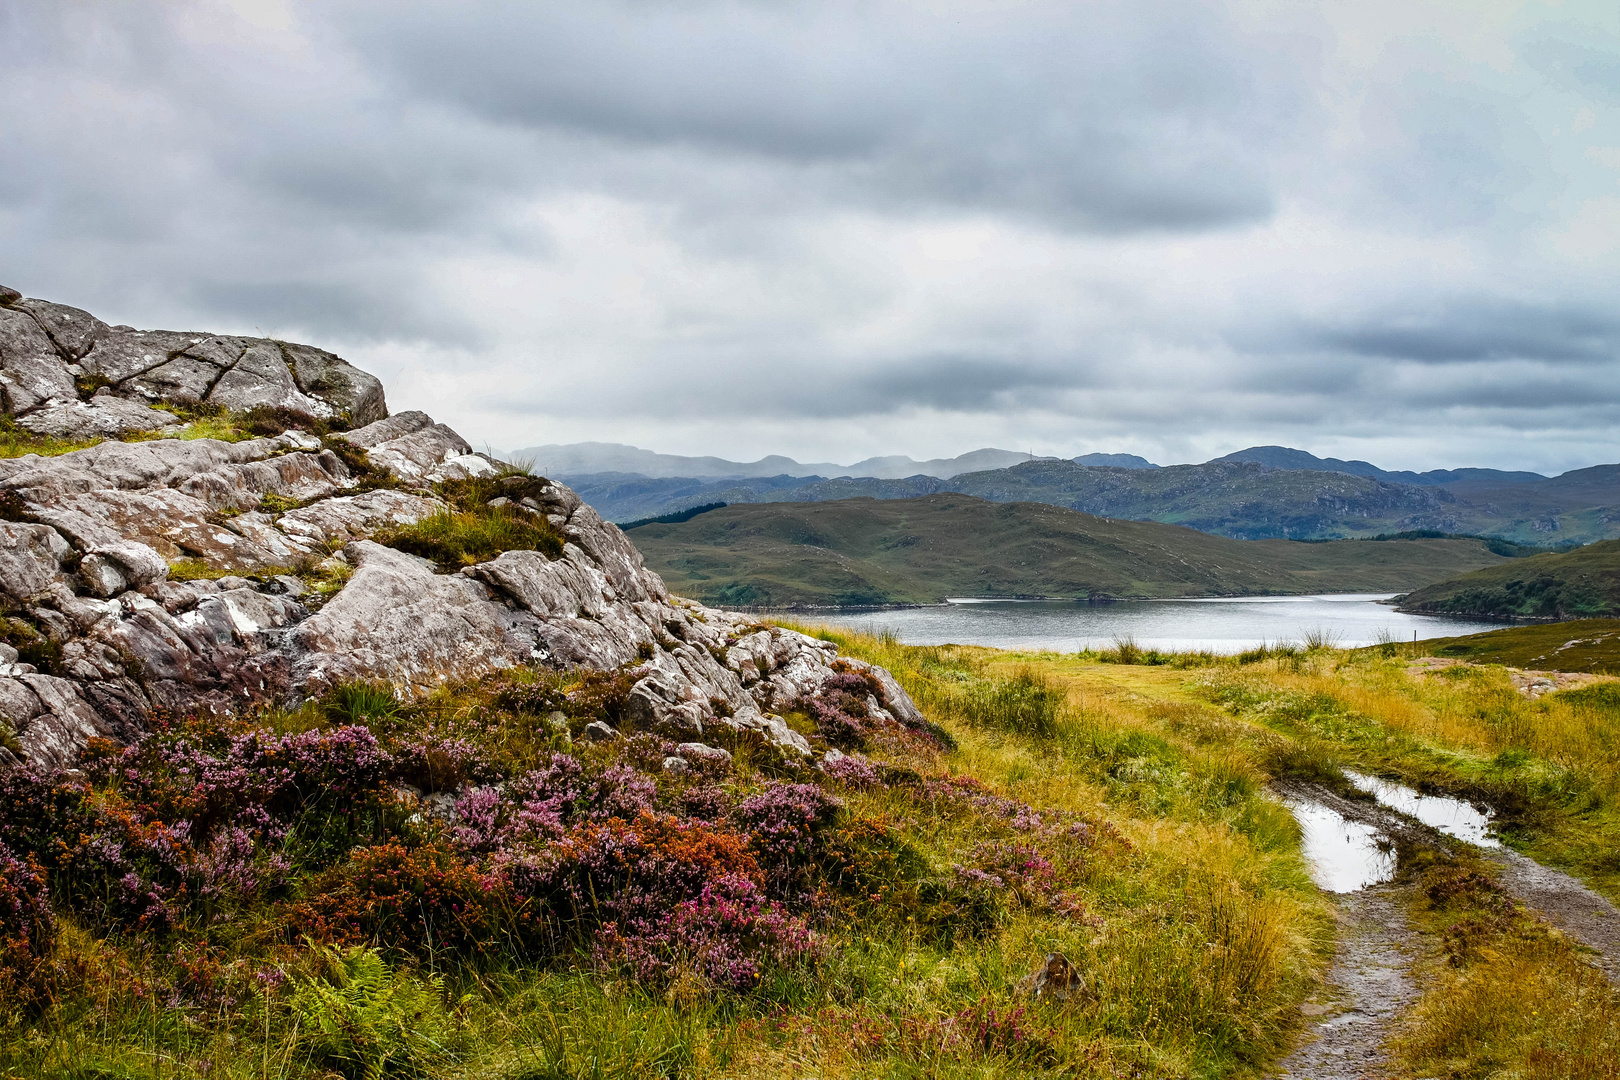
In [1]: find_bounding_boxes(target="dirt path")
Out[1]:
[1274,888,1418,1080]
[1488,848,1620,983]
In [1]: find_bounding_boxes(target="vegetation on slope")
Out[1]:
[629,495,1513,606]
[1399,539,1620,620]
[1,637,1340,1079]
[375,473,566,569]
[1409,618,1620,673]
[7,611,1620,1076]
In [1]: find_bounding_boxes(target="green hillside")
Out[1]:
[1409,618,1620,672]
[1398,539,1620,620]
[628,495,1513,606]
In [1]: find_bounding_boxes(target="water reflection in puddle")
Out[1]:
[1286,773,1500,893]
[1285,797,1398,893]
[1343,770,1498,848]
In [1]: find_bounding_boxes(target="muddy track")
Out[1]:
[1275,887,1418,1080]
[1488,848,1620,983]
[1276,777,1620,984]
[1272,779,1620,1076]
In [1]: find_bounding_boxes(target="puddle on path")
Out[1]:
[1285,796,1398,893]
[1343,770,1498,848]
[1286,772,1497,893]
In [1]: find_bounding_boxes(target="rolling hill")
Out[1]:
[627,495,1515,607]
[1398,540,1620,620]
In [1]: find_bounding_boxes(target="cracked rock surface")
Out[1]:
[1,287,922,768]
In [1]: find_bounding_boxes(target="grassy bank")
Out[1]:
[8,621,1619,1078]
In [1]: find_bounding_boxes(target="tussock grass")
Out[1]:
[375,475,566,570]
[1392,852,1620,1078]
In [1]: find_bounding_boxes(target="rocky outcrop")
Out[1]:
[0,285,385,437]
[0,288,922,768]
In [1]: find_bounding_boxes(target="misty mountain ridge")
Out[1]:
[509,442,1144,480]
[516,440,1561,488]
[1214,446,1548,487]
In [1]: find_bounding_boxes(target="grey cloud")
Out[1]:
[1313,299,1620,365]
[340,0,1300,231]
[1,0,1618,474]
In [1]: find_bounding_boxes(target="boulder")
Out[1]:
[0,522,73,601]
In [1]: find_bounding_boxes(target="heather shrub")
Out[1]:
[391,734,494,792]
[823,752,882,789]
[499,812,771,969]
[800,670,887,749]
[600,872,821,990]
[0,842,53,1005]
[735,782,843,898]
[300,842,508,956]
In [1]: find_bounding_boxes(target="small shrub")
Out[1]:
[0,842,54,1005]
[290,945,452,1080]
[302,843,507,955]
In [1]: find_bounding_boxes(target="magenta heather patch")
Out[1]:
[600,872,821,990]
[0,841,54,1000]
[824,753,881,789]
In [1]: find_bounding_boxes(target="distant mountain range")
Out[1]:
[508,442,1043,480]
[518,440,1619,546]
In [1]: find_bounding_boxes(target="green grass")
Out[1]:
[1400,539,1620,619]
[1409,618,1620,673]
[374,474,566,570]
[629,495,1514,606]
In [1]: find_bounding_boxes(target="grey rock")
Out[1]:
[0,307,78,414]
[340,411,435,449]
[89,539,169,588]
[292,541,528,692]
[661,755,691,775]
[0,644,16,665]
[277,489,444,550]
[678,742,733,765]
[281,342,387,425]
[0,522,72,601]
[15,395,178,438]
[581,720,619,743]
[80,328,198,384]
[207,341,332,415]
[78,553,129,598]
[123,352,224,403]
[14,299,110,361]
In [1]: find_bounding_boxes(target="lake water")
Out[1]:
[810,594,1504,655]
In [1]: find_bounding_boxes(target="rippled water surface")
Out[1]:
[814,595,1502,654]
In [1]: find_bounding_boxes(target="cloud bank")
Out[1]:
[2,0,1617,472]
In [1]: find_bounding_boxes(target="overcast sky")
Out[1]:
[4,1,1619,472]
